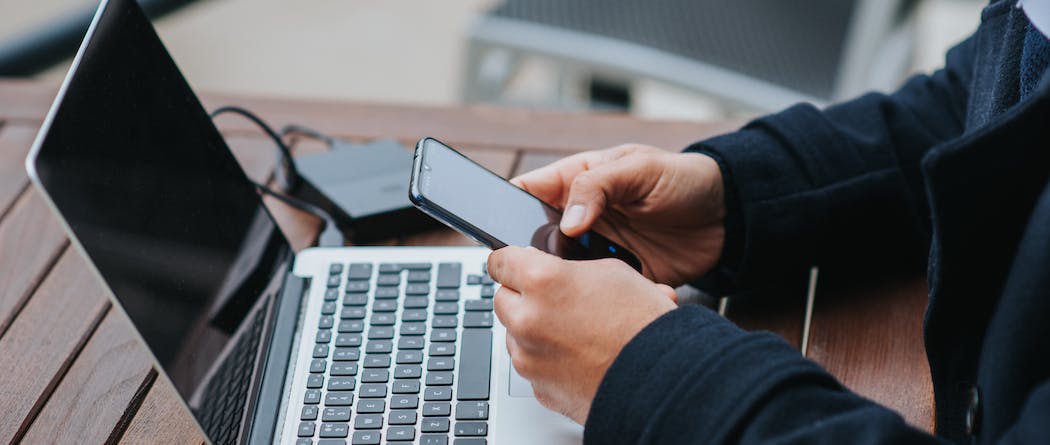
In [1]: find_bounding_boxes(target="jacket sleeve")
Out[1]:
[685,36,976,294]
[583,305,949,445]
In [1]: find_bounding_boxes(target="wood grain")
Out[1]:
[0,189,69,337]
[0,249,111,443]
[21,310,155,444]
[0,123,39,216]
[225,135,278,183]
[119,377,206,445]
[513,152,565,178]
[724,294,806,350]
[806,275,934,431]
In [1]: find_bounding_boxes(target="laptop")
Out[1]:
[24,0,582,443]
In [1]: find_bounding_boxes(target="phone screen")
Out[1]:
[413,138,641,270]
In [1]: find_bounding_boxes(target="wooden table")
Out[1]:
[0,79,933,444]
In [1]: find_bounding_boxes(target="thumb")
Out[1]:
[560,156,656,237]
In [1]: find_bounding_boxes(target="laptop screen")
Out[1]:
[28,0,292,439]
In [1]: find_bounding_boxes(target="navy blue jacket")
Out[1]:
[584,2,1050,444]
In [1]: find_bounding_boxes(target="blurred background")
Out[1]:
[1,0,984,122]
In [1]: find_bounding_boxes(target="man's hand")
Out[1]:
[488,246,678,424]
[512,144,725,286]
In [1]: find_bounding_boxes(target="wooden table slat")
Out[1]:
[0,189,70,337]
[21,310,155,444]
[119,376,206,445]
[225,135,279,184]
[0,123,39,217]
[0,249,111,443]
[807,276,934,430]
[725,296,806,350]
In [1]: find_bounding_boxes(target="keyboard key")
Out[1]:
[391,395,419,409]
[299,421,316,437]
[387,426,415,441]
[321,302,337,315]
[317,440,347,445]
[392,380,421,394]
[481,275,494,285]
[338,320,364,333]
[302,405,319,420]
[404,297,429,309]
[435,290,459,302]
[327,275,341,288]
[458,330,492,400]
[405,284,430,295]
[437,263,462,288]
[374,287,399,299]
[331,363,358,376]
[344,293,368,306]
[341,307,366,320]
[328,377,356,391]
[399,337,425,350]
[336,334,363,347]
[330,263,344,275]
[397,350,423,364]
[400,322,426,336]
[424,387,452,401]
[359,383,388,398]
[316,330,332,343]
[434,303,458,316]
[325,288,340,301]
[304,389,322,404]
[308,358,325,373]
[453,438,486,445]
[363,354,391,368]
[323,407,352,422]
[402,309,428,322]
[320,422,350,438]
[318,315,335,329]
[368,327,394,340]
[345,281,369,293]
[427,372,454,386]
[356,399,386,413]
[307,374,324,388]
[429,343,455,356]
[394,365,423,379]
[361,369,390,383]
[428,357,454,371]
[454,422,488,437]
[431,329,457,342]
[370,313,396,326]
[423,402,452,417]
[407,270,432,282]
[389,410,418,425]
[422,418,450,433]
[372,299,398,312]
[313,344,330,358]
[401,263,432,270]
[366,340,393,354]
[432,315,458,328]
[378,263,401,274]
[296,438,312,445]
[455,402,489,420]
[377,273,401,286]
[325,392,354,406]
[463,312,494,328]
[351,431,380,445]
[464,300,493,312]
[347,263,372,280]
[355,414,384,429]
[479,285,494,298]
[420,435,448,445]
[333,347,360,361]
[466,275,482,285]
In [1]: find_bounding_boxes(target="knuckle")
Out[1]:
[522,262,558,286]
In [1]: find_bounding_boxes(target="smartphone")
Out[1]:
[409,137,642,271]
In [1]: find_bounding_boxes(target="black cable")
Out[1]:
[210,105,344,247]
[280,123,336,147]
[210,105,300,191]
[252,180,345,247]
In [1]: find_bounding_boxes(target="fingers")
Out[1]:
[487,246,563,293]
[511,151,599,208]
[559,156,659,236]
[655,283,678,304]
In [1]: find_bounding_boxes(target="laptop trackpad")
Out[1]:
[508,365,534,397]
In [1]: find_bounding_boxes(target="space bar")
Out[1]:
[457,329,492,400]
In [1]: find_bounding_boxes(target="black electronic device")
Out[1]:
[409,137,642,270]
[292,138,441,242]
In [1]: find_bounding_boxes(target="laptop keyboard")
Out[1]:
[296,262,495,445]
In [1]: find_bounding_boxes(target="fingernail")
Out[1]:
[561,205,586,231]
